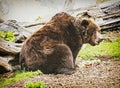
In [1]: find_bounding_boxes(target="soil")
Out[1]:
[2,30,120,88]
[5,57,120,88]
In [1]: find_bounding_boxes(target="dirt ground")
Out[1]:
[4,30,120,88]
[5,57,120,88]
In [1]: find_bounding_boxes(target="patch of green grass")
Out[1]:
[35,16,41,21]
[25,82,46,88]
[0,31,16,42]
[0,70,42,88]
[78,38,120,60]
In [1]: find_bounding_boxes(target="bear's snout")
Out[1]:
[98,38,104,43]
[95,32,104,45]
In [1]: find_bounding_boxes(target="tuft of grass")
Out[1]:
[0,70,42,88]
[78,38,120,60]
[35,16,41,21]
[25,82,46,88]
[0,31,16,42]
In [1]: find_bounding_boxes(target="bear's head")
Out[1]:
[73,17,103,46]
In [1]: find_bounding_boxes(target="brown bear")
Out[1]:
[19,12,103,74]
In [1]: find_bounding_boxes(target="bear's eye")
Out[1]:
[87,29,95,35]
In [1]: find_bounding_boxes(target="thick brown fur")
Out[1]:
[19,12,103,74]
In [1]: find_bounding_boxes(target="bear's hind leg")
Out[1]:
[47,44,75,74]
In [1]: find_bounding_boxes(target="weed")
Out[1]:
[36,16,41,21]
[0,70,42,88]
[25,82,46,88]
[0,31,16,42]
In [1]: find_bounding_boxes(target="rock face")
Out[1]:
[19,12,103,74]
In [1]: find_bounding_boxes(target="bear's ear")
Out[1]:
[81,19,89,29]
